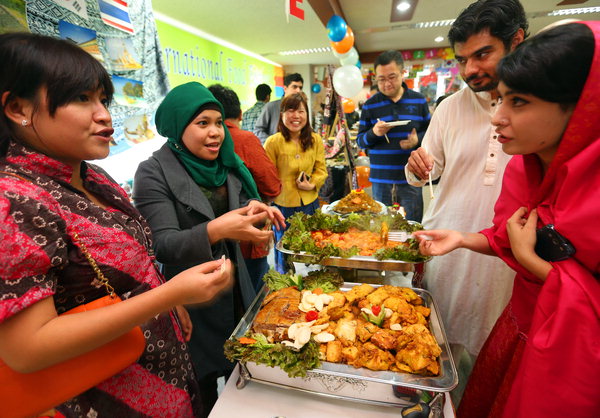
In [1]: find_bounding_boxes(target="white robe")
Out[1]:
[406,87,516,355]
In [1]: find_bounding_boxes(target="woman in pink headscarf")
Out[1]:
[413,21,600,417]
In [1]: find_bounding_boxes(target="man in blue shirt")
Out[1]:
[357,50,430,221]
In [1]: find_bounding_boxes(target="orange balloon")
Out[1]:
[330,27,354,54]
[356,166,371,189]
[342,98,355,113]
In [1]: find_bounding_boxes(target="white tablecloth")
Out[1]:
[209,365,455,418]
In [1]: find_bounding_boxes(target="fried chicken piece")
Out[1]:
[356,319,379,342]
[319,343,327,360]
[354,342,395,371]
[366,286,392,306]
[334,318,357,342]
[414,305,431,318]
[326,340,343,362]
[384,297,420,325]
[342,345,360,363]
[344,283,375,304]
[395,324,442,376]
[370,329,398,350]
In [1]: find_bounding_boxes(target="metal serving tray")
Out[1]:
[230,283,457,407]
[276,241,429,272]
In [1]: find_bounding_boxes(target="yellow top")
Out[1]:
[264,132,328,207]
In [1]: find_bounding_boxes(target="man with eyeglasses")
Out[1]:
[405,0,528,408]
[357,50,430,222]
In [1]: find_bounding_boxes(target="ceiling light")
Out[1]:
[434,36,444,43]
[548,6,600,16]
[396,2,411,12]
[278,47,332,56]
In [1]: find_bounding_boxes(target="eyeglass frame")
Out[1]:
[375,72,402,85]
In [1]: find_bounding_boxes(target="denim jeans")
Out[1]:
[371,182,423,222]
[273,199,320,273]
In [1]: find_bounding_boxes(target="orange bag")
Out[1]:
[0,224,146,418]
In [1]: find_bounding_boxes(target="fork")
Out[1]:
[387,230,414,242]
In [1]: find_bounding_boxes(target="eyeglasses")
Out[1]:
[376,73,401,85]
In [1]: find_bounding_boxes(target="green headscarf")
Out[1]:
[155,81,260,200]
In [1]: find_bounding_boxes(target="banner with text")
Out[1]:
[155,19,281,110]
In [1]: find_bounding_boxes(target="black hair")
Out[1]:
[0,32,113,146]
[498,23,593,108]
[207,84,241,120]
[283,73,304,87]
[278,93,313,151]
[255,83,272,101]
[448,0,529,50]
[374,50,404,70]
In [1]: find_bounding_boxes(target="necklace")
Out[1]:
[293,138,301,159]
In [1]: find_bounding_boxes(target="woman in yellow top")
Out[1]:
[264,93,328,272]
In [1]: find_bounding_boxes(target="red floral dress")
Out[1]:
[0,141,203,417]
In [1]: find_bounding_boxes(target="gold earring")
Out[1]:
[21,120,28,126]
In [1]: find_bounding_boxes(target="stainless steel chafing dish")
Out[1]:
[276,241,430,273]
[230,282,457,408]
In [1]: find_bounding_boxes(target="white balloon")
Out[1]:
[332,65,363,98]
[339,47,358,67]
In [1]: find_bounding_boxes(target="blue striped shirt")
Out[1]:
[357,86,430,184]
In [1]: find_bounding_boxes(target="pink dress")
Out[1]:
[458,20,600,418]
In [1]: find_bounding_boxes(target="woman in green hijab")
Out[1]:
[133,82,284,417]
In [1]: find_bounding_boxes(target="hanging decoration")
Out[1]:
[326,14,347,42]
[286,0,305,22]
[330,26,354,54]
[338,47,358,66]
[311,83,322,93]
[342,98,355,114]
[332,65,363,98]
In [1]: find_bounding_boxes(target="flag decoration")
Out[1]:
[97,0,134,34]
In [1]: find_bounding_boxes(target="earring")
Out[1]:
[21,120,28,126]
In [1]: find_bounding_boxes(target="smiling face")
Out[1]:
[20,87,113,168]
[492,82,574,168]
[282,101,307,136]
[181,108,224,160]
[454,29,508,94]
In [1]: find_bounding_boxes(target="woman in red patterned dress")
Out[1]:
[0,33,231,417]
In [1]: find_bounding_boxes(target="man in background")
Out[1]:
[241,83,271,133]
[357,50,430,221]
[254,73,303,143]
[405,0,528,404]
[208,84,281,290]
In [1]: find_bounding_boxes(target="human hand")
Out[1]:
[208,206,274,244]
[247,200,286,230]
[407,147,434,180]
[507,207,539,264]
[413,229,463,256]
[174,305,193,342]
[171,258,233,305]
[296,176,316,191]
[400,128,418,150]
[373,119,392,137]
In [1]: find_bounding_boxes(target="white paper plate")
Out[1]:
[385,120,410,127]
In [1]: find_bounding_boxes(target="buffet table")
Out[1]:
[210,366,455,417]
